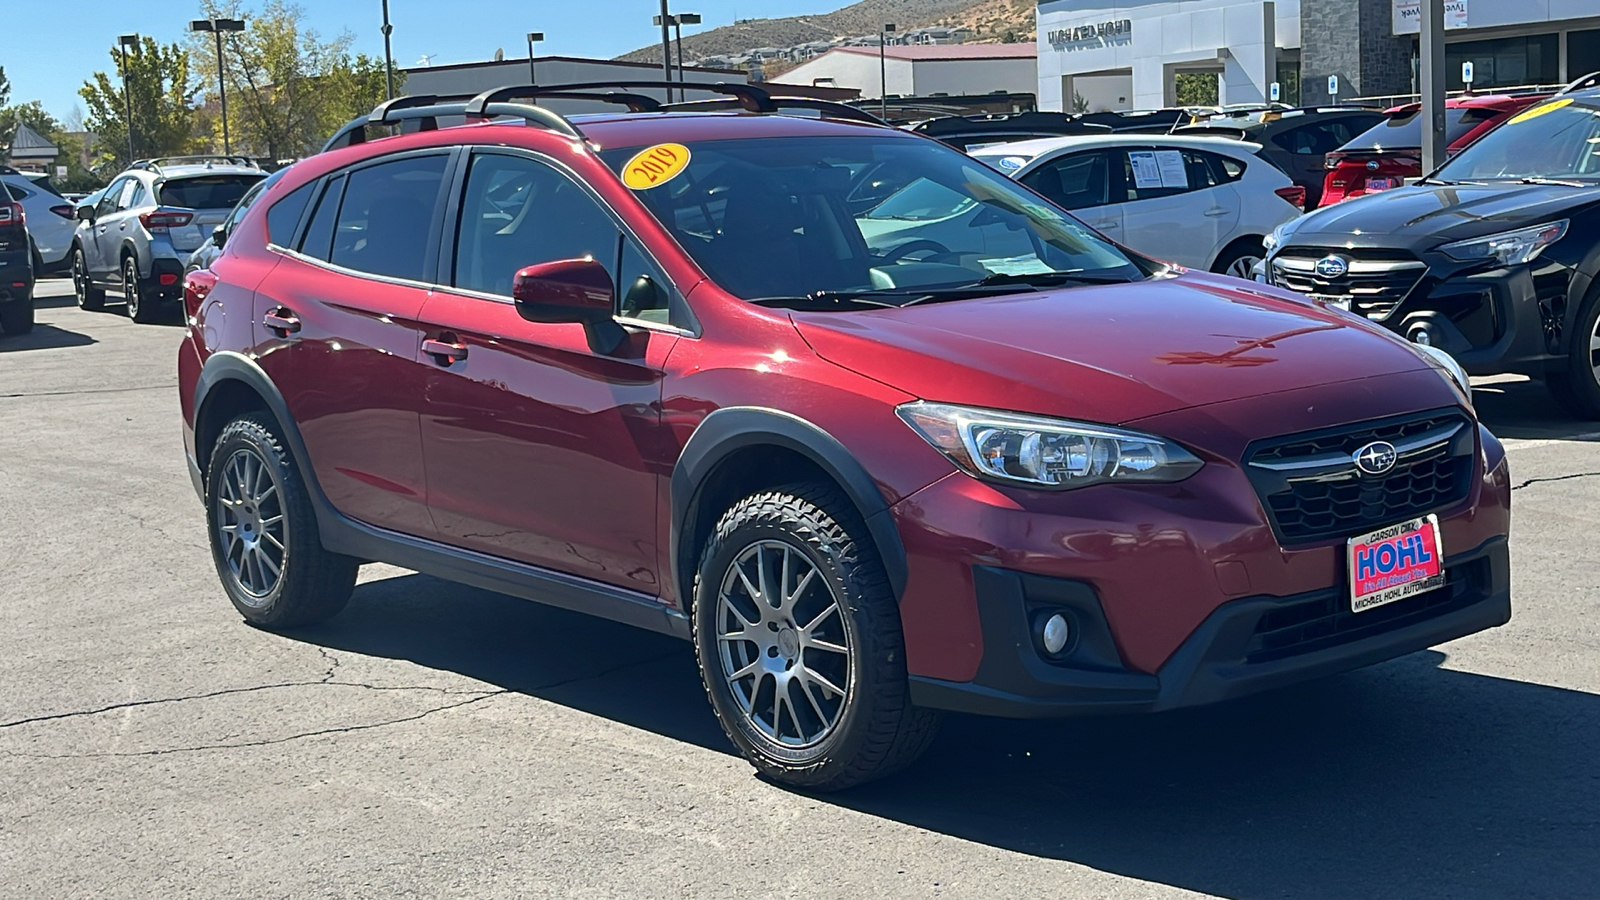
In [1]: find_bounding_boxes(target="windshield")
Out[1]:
[1433,97,1600,182]
[158,173,265,210]
[601,135,1144,302]
[1340,107,1492,152]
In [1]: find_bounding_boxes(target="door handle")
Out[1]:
[263,308,301,337]
[1097,220,1120,228]
[1203,207,1229,217]
[422,337,469,365]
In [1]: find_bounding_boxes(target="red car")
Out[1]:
[1319,93,1550,206]
[179,82,1512,790]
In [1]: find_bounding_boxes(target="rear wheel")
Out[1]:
[124,256,160,324]
[72,246,105,310]
[693,483,940,791]
[1547,289,1600,420]
[0,299,33,335]
[205,412,358,628]
[1211,239,1266,281]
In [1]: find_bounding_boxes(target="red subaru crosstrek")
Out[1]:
[179,83,1512,790]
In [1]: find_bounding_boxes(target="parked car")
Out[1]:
[0,166,79,274]
[70,156,266,322]
[184,169,284,275]
[180,81,1510,791]
[1318,92,1550,206]
[909,112,1112,152]
[0,178,35,335]
[1264,83,1600,418]
[971,134,1303,277]
[1176,107,1387,207]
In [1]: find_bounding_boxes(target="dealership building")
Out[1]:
[1037,0,1600,111]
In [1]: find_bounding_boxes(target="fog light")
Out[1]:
[1409,323,1434,346]
[1040,613,1070,656]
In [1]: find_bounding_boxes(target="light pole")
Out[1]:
[880,23,896,118]
[191,18,246,155]
[675,13,700,90]
[658,1,673,100]
[117,33,139,161]
[381,0,396,100]
[526,32,543,85]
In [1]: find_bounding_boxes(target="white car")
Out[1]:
[0,169,78,273]
[971,135,1303,278]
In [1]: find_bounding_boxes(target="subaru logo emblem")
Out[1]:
[1366,159,1381,171]
[1314,255,1349,278]
[1353,441,1398,476]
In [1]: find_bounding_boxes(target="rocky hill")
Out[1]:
[616,0,1034,65]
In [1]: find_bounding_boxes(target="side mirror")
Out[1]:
[76,205,95,222]
[211,224,227,248]
[512,257,625,354]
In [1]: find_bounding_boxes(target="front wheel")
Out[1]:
[1547,288,1600,420]
[205,412,358,628]
[693,484,940,791]
[72,247,105,310]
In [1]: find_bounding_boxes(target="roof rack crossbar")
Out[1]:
[322,99,584,152]
[466,81,775,115]
[131,154,258,172]
[659,96,886,125]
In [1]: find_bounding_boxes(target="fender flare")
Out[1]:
[669,406,909,607]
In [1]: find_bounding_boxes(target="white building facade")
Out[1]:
[773,45,1038,100]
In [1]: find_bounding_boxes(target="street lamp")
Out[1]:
[190,18,246,155]
[880,23,896,118]
[380,0,396,100]
[526,32,544,85]
[654,13,701,95]
[657,1,673,100]
[117,34,139,161]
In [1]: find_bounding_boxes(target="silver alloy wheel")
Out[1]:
[1589,314,1600,386]
[123,258,141,318]
[215,447,287,605]
[72,250,89,305]
[1226,254,1261,279]
[716,540,852,748]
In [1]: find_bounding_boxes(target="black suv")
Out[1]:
[0,178,34,335]
[1178,107,1386,207]
[1264,84,1600,418]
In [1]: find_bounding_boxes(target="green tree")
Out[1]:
[0,66,11,107]
[80,37,200,172]
[1175,72,1219,108]
[0,101,60,150]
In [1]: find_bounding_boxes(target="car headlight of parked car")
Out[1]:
[897,402,1203,490]
[1412,343,1473,403]
[1262,218,1301,254]
[1437,220,1568,267]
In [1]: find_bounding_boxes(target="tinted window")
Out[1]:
[330,155,448,281]
[226,178,269,231]
[1273,123,1346,155]
[453,152,618,296]
[129,181,150,209]
[97,179,126,216]
[300,175,345,261]
[265,180,315,247]
[115,179,139,211]
[1340,108,1493,152]
[1020,152,1110,209]
[159,174,265,210]
[2,180,32,201]
[1115,148,1222,202]
[618,238,671,323]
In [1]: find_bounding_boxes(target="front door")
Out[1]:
[417,149,677,595]
[88,177,134,278]
[1018,150,1123,240]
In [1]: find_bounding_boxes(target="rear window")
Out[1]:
[1340,108,1496,152]
[158,174,264,210]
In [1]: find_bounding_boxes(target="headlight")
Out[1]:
[1414,344,1472,402]
[1263,218,1300,254]
[1438,220,1568,266]
[896,402,1203,490]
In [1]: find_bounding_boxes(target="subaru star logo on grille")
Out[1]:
[1314,255,1349,278]
[1353,441,1398,475]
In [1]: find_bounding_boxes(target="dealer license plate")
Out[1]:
[1347,515,1444,613]
[1365,177,1398,192]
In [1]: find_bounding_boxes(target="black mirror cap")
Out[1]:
[211,224,227,248]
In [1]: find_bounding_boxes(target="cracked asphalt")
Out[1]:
[3,280,1598,899]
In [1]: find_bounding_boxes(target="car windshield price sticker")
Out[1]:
[622,143,691,190]
[1153,150,1188,188]
[1127,151,1163,188]
[1347,515,1444,612]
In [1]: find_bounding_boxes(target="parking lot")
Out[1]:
[2,277,1598,898]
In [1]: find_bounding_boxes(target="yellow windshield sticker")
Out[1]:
[622,143,691,190]
[1508,98,1573,125]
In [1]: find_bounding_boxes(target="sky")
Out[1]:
[1,0,836,122]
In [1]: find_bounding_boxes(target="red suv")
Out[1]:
[1320,93,1549,206]
[179,83,1512,790]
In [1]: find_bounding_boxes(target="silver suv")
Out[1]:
[70,156,266,322]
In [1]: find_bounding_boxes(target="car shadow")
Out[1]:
[288,572,1599,898]
[0,323,96,352]
[1472,376,1600,441]
[32,291,81,310]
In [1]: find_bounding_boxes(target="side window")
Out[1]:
[226,179,269,231]
[298,175,345,261]
[1208,152,1246,183]
[329,154,449,282]
[129,182,150,209]
[116,178,140,211]
[1273,124,1343,156]
[1020,152,1109,209]
[97,179,127,216]
[452,152,619,297]
[618,239,672,324]
[1181,150,1219,189]
[1117,149,1191,202]
[264,180,314,247]
[4,181,33,201]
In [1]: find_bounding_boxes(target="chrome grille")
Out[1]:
[1269,250,1426,319]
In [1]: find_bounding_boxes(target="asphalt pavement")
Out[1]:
[2,278,1597,899]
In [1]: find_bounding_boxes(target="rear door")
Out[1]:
[159,173,266,255]
[1017,150,1123,238]
[1111,146,1236,268]
[250,150,452,538]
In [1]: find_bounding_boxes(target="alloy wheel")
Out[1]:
[123,259,141,319]
[716,540,852,749]
[1226,254,1261,279]
[73,251,89,306]
[215,447,288,604]
[1589,315,1600,387]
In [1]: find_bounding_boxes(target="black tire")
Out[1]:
[0,300,33,335]
[1210,238,1267,280]
[1547,287,1600,420]
[72,246,105,310]
[124,255,160,324]
[204,412,358,629]
[693,483,940,791]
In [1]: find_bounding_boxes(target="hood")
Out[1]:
[1288,182,1600,248]
[793,271,1435,425]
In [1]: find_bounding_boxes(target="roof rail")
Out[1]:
[1557,71,1600,95]
[464,81,777,115]
[658,96,887,125]
[323,98,583,152]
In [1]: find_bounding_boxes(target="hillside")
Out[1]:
[616,0,1034,66]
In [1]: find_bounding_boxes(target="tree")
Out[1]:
[1175,72,1219,108]
[0,101,60,151]
[0,66,10,107]
[80,37,200,171]
[189,1,405,162]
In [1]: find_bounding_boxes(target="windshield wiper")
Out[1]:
[897,272,1134,307]
[1518,177,1590,187]
[749,292,902,310]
